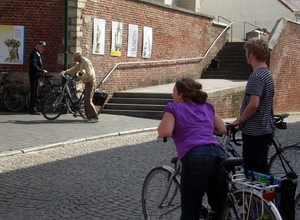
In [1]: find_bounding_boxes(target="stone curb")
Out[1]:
[0,127,158,158]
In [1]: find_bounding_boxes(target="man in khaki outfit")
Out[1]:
[62,52,99,123]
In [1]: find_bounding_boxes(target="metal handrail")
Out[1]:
[243,21,266,40]
[100,22,233,85]
[218,16,233,42]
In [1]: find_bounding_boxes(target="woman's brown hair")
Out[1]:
[175,78,208,104]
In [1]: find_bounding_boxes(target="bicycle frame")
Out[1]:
[159,160,181,208]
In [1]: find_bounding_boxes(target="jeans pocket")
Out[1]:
[190,157,209,175]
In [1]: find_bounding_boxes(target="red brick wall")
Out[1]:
[0,0,226,93]
[75,0,227,93]
[0,0,65,76]
[269,21,300,114]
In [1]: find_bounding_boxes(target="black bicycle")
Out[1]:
[42,73,85,120]
[25,74,55,111]
[0,72,26,111]
[220,114,300,219]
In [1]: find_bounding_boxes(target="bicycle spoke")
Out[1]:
[222,191,278,220]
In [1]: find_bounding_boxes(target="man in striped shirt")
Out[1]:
[231,38,276,176]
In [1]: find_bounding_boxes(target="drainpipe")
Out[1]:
[63,0,69,113]
[64,0,68,70]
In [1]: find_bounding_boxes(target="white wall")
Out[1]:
[199,0,294,40]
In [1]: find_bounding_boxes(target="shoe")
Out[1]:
[86,118,99,123]
[29,111,41,115]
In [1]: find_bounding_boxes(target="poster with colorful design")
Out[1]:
[0,25,25,65]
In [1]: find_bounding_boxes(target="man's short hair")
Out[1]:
[72,52,81,59]
[244,37,269,62]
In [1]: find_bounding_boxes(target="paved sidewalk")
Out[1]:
[2,78,300,158]
[0,112,160,157]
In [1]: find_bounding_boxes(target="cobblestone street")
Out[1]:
[0,114,300,219]
[0,131,177,220]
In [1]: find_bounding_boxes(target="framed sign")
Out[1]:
[142,26,153,59]
[110,21,123,57]
[0,25,25,65]
[127,24,138,57]
[92,18,106,55]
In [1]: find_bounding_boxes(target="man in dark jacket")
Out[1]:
[28,41,48,114]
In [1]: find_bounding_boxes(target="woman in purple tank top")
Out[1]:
[158,78,227,220]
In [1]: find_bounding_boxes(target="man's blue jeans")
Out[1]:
[180,144,227,220]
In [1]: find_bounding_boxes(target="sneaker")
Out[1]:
[29,111,41,115]
[86,118,99,123]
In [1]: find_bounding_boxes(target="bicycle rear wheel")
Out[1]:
[221,191,280,220]
[268,145,300,195]
[3,89,26,111]
[42,93,65,120]
[69,90,85,119]
[295,193,300,220]
[142,167,181,220]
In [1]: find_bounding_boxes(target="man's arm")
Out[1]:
[232,94,260,128]
[64,64,80,76]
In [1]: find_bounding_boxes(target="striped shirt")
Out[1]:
[240,67,276,136]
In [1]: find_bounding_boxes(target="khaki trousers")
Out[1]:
[84,81,98,120]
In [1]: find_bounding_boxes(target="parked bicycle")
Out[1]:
[219,113,300,219]
[42,72,85,120]
[141,138,282,219]
[25,74,55,111]
[0,72,26,111]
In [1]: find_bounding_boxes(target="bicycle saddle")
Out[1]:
[218,157,244,168]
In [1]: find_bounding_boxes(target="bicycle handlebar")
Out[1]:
[60,72,75,81]
[225,123,241,146]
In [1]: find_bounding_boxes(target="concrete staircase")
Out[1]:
[201,42,252,80]
[102,42,251,119]
[101,92,172,119]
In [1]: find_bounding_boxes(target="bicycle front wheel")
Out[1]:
[25,91,31,108]
[3,89,26,112]
[221,191,280,220]
[142,167,181,220]
[42,93,65,120]
[77,95,85,119]
[268,145,300,195]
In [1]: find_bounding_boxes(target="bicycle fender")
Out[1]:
[162,165,181,183]
[233,188,282,220]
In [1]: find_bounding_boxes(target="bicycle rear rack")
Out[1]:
[231,174,279,191]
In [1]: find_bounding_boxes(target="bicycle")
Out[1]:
[25,74,55,111]
[219,156,282,220]
[41,72,85,120]
[220,113,300,219]
[0,71,26,111]
[141,137,282,219]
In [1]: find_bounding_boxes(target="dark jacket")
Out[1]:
[28,48,44,79]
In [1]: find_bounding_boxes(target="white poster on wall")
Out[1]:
[127,24,138,57]
[110,21,123,57]
[142,26,152,59]
[92,18,106,55]
[0,25,25,65]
